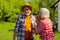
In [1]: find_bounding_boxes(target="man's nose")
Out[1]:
[25,10,28,12]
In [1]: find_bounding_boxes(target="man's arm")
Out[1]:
[13,32,17,40]
[13,15,20,40]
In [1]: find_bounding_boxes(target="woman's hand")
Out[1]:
[35,15,40,27]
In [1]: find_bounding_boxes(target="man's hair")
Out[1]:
[21,4,32,11]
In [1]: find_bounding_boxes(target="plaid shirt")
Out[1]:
[14,14,37,40]
[35,18,54,40]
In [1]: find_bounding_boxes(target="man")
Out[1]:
[13,3,37,40]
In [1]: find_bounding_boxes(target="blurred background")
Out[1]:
[0,0,60,40]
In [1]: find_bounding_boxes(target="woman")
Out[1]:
[35,8,54,40]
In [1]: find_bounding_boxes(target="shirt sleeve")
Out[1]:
[14,16,20,33]
[32,16,37,33]
[30,15,37,35]
[34,18,37,29]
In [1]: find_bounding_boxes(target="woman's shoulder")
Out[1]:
[40,18,52,24]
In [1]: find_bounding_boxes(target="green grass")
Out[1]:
[0,22,15,40]
[0,22,60,40]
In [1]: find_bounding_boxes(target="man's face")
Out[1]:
[23,7,31,16]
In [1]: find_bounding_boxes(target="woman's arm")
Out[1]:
[34,21,44,34]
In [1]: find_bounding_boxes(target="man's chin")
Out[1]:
[25,14,30,16]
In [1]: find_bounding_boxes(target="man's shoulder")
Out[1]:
[31,15,35,18]
[19,14,24,16]
[31,15,35,19]
[31,15,36,21]
[18,14,25,18]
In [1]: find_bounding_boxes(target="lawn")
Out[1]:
[0,22,60,40]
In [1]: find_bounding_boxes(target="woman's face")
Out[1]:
[23,7,31,16]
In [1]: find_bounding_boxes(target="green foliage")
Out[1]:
[0,0,58,22]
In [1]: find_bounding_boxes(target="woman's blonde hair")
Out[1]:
[40,8,50,18]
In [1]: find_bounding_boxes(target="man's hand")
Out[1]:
[13,32,17,40]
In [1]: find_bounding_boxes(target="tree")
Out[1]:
[0,0,58,22]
